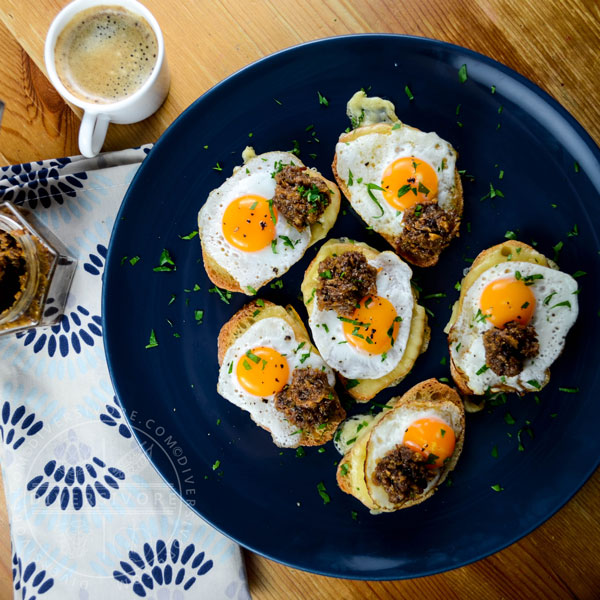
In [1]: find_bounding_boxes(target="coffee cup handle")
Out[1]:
[78,112,110,158]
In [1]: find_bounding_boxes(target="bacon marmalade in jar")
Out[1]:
[0,202,76,335]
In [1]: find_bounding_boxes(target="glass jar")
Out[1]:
[0,201,76,335]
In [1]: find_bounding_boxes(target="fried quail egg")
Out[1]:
[449,261,578,394]
[218,317,335,447]
[365,405,461,509]
[309,251,414,380]
[334,124,457,236]
[198,152,310,293]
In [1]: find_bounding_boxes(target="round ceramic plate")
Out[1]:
[103,35,600,579]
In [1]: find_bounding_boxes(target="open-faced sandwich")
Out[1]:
[332,90,463,267]
[300,238,429,402]
[198,148,340,295]
[217,300,346,447]
[336,378,465,512]
[446,240,579,396]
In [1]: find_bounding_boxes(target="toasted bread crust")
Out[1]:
[336,379,465,511]
[331,123,463,267]
[301,238,429,402]
[217,300,345,446]
[446,241,555,396]
[199,154,341,295]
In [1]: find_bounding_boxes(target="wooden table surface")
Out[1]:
[1,0,599,598]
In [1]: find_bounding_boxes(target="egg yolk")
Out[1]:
[342,295,400,355]
[403,417,455,469]
[381,156,438,210]
[236,346,289,397]
[222,195,277,252]
[479,277,536,328]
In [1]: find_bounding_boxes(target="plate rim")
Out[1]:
[102,33,600,580]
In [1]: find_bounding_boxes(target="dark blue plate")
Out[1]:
[103,35,600,579]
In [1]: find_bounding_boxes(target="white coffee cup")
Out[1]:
[45,0,170,158]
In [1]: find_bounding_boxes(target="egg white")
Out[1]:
[218,317,335,447]
[309,251,414,380]
[198,152,310,292]
[365,405,461,510]
[449,262,579,394]
[334,125,457,237]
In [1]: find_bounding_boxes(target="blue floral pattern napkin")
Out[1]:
[0,147,250,600]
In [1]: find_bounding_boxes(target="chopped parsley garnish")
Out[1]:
[194,310,204,324]
[559,387,579,393]
[567,224,579,237]
[476,364,489,375]
[574,161,580,173]
[319,269,333,279]
[129,256,140,266]
[397,184,413,198]
[153,248,176,272]
[213,162,223,172]
[346,379,360,389]
[273,98,282,105]
[270,279,283,289]
[491,445,498,458]
[527,379,541,389]
[504,412,516,425]
[348,170,354,186]
[504,230,517,240]
[417,182,430,196]
[404,84,414,100]
[365,183,386,218]
[246,350,260,363]
[279,235,296,249]
[212,460,220,470]
[572,270,586,278]
[296,447,305,458]
[268,198,277,224]
[553,240,564,262]
[179,230,198,240]
[228,361,233,374]
[458,63,468,83]
[543,291,557,305]
[145,329,158,349]
[209,286,232,304]
[455,103,461,115]
[256,299,264,307]
[317,91,329,106]
[491,484,503,492]
[271,239,278,254]
[480,182,504,201]
[340,463,349,476]
[317,481,330,504]
[551,300,572,309]
[168,294,176,306]
[423,292,446,300]
[392,122,402,130]
[246,285,257,295]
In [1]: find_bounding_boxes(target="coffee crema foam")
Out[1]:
[54,5,158,104]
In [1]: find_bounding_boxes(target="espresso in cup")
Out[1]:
[54,5,158,104]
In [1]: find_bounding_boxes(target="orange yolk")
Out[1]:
[381,156,438,210]
[479,277,536,328]
[236,346,289,397]
[342,295,400,355]
[403,418,455,469]
[222,194,277,252]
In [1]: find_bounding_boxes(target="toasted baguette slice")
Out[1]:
[336,379,465,512]
[199,150,341,295]
[217,300,345,447]
[301,238,429,402]
[331,92,463,268]
[446,240,578,396]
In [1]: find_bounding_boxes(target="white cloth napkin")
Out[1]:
[0,147,250,600]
